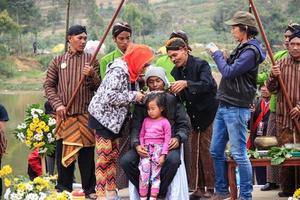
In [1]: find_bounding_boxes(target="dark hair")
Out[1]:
[112,22,132,38]
[285,23,300,33]
[236,24,258,38]
[145,92,167,117]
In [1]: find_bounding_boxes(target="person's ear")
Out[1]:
[67,35,72,43]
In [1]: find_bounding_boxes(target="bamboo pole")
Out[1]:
[249,0,300,134]
[55,0,126,134]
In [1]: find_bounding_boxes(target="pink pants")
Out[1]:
[138,143,163,198]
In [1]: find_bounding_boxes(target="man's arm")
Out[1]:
[186,60,216,94]
[130,104,147,148]
[85,59,101,91]
[43,57,64,111]
[173,101,190,143]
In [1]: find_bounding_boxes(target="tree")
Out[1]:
[121,4,143,37]
[47,8,62,34]
[0,10,19,34]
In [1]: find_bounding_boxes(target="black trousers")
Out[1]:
[120,147,181,198]
[55,139,96,195]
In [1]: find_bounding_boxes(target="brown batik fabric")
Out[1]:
[266,112,280,184]
[186,124,215,191]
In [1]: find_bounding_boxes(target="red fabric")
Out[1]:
[123,43,154,82]
[247,100,270,149]
[28,149,42,176]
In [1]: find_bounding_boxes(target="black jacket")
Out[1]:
[171,55,218,131]
[216,39,266,108]
[130,93,190,148]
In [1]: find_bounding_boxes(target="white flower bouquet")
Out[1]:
[14,104,56,156]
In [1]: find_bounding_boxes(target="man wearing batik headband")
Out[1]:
[156,30,192,82]
[44,25,100,198]
[166,37,219,199]
[267,30,300,198]
[100,22,132,79]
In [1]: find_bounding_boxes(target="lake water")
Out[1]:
[0,91,45,175]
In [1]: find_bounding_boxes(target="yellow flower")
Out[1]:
[17,183,26,191]
[43,126,50,132]
[294,188,300,198]
[2,165,12,175]
[4,178,11,187]
[36,128,43,134]
[34,142,45,148]
[29,123,36,131]
[38,121,46,129]
[25,140,32,146]
[33,117,40,124]
[27,129,33,137]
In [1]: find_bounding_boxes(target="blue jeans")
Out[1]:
[210,105,252,200]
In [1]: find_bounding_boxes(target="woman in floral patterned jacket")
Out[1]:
[88,43,154,200]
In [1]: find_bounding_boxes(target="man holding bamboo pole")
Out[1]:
[44,25,100,197]
[267,30,300,197]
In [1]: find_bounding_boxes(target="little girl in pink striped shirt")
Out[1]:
[138,92,171,200]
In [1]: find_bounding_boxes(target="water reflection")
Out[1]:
[0,91,45,175]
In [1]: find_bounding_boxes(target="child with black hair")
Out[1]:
[138,92,171,200]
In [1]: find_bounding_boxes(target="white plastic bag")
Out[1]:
[129,145,189,200]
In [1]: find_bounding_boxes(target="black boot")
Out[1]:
[260,182,279,191]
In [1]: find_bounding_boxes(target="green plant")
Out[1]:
[267,147,293,165]
[247,149,261,159]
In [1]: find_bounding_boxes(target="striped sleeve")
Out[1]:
[44,56,64,111]
[86,59,101,91]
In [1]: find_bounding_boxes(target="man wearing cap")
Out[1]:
[120,66,190,199]
[267,30,300,197]
[165,37,218,199]
[156,30,192,82]
[100,22,132,79]
[207,11,266,200]
[44,25,100,197]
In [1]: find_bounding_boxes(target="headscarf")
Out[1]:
[289,30,300,41]
[123,43,154,82]
[165,37,188,51]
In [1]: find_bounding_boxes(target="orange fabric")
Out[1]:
[123,43,154,82]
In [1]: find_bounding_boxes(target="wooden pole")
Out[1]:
[249,0,300,134]
[55,0,126,134]
[64,0,71,52]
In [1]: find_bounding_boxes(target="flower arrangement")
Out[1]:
[288,188,300,200]
[0,165,71,200]
[14,104,56,156]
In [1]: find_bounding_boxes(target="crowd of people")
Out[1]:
[1,9,300,200]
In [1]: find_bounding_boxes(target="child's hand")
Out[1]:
[159,155,166,166]
[136,145,148,158]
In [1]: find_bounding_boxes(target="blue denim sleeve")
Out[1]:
[212,50,256,79]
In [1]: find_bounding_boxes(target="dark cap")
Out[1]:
[112,22,132,38]
[169,30,192,51]
[225,11,256,27]
[165,38,187,51]
[67,25,87,36]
